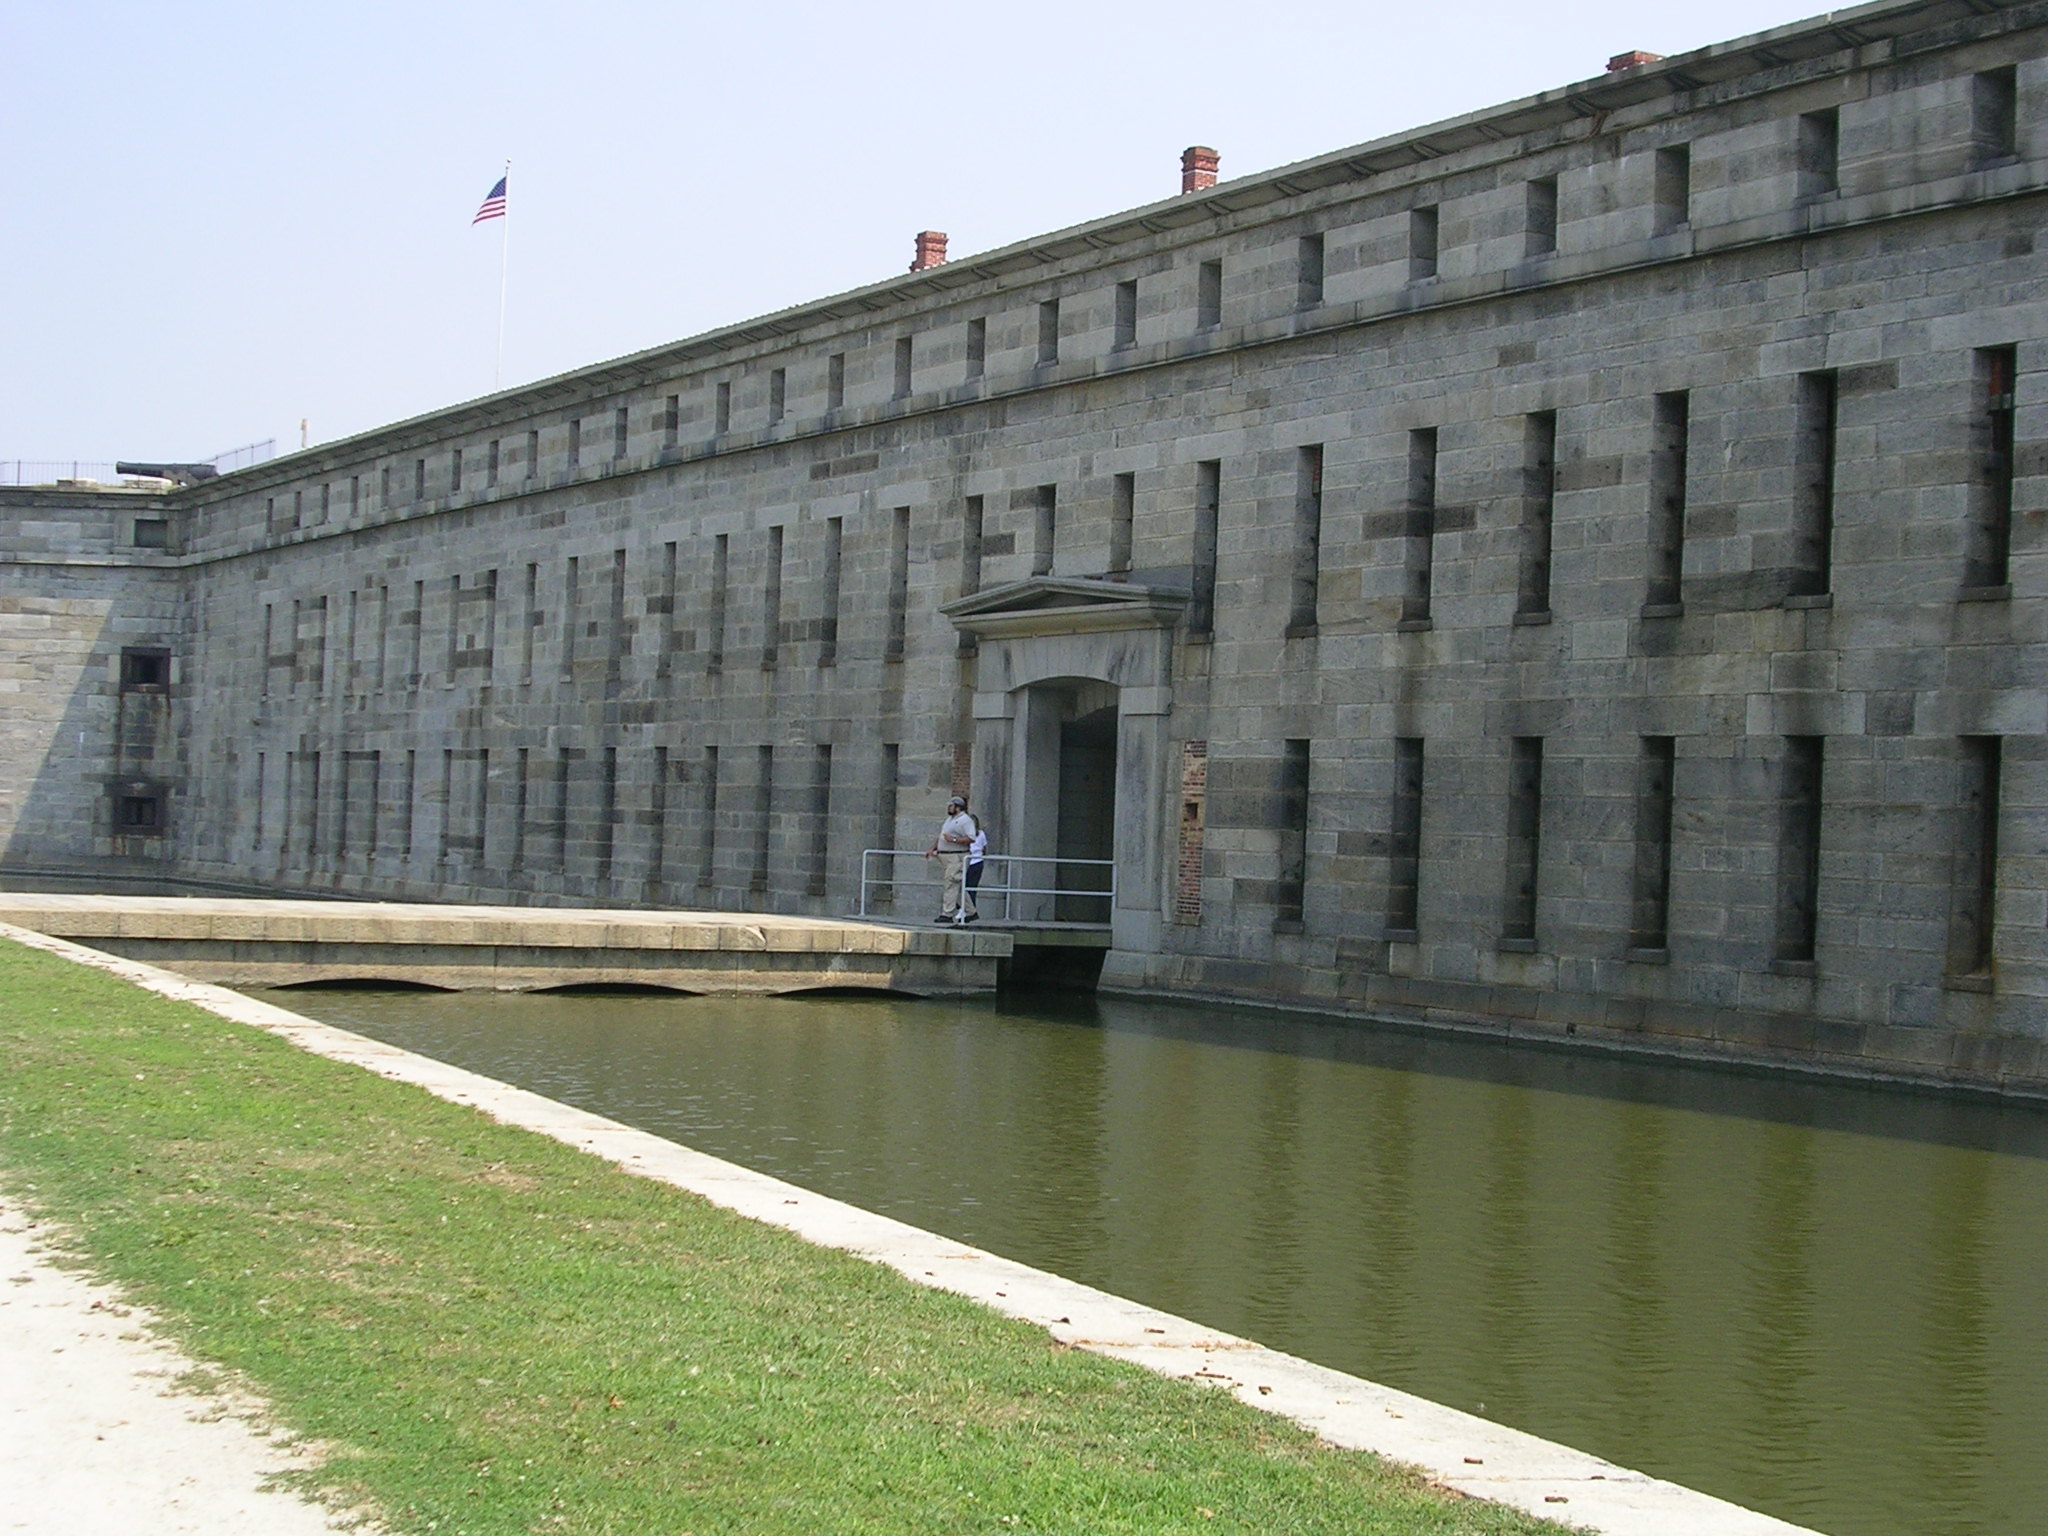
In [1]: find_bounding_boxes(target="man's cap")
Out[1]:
[947,796,966,808]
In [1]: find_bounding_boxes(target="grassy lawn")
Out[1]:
[0,936,1570,1536]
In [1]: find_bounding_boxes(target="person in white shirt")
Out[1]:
[962,817,988,924]
[923,796,976,924]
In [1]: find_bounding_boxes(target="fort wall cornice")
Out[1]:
[165,167,2048,569]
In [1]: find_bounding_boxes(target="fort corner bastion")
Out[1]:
[4,0,2046,1094]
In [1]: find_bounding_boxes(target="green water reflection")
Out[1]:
[261,986,2048,1536]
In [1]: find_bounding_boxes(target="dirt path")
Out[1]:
[0,1198,365,1535]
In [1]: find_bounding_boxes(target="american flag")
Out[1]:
[472,175,507,225]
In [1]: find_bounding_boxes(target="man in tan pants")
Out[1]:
[924,796,976,924]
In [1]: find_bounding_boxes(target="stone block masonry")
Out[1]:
[5,0,2048,1094]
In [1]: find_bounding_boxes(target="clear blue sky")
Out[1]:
[5,0,1831,464]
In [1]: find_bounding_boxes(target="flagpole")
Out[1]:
[494,160,510,391]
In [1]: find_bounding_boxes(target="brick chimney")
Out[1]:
[910,230,948,272]
[1606,50,1664,72]
[1181,146,1220,195]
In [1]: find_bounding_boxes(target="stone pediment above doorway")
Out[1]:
[941,577,1188,640]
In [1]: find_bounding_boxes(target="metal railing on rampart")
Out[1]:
[857,849,1116,926]
[0,439,275,487]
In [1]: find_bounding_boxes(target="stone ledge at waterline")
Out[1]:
[0,894,1008,995]
[1,920,1826,1536]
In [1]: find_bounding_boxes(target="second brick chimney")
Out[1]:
[910,230,949,272]
[1181,146,1220,195]
[1606,50,1664,72]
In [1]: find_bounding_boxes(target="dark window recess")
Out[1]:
[487,438,501,486]
[769,367,788,423]
[1517,412,1556,617]
[1799,108,1840,198]
[1189,461,1221,638]
[414,457,427,498]
[1966,345,2017,589]
[567,420,581,469]
[1775,736,1825,965]
[1525,177,1558,258]
[1973,67,2019,167]
[451,446,463,493]
[1385,737,1425,936]
[1502,737,1544,944]
[114,782,165,834]
[1197,260,1223,330]
[1038,301,1061,366]
[1031,485,1057,578]
[761,525,784,669]
[751,745,774,891]
[1949,736,2003,976]
[663,395,680,447]
[1114,280,1138,349]
[1409,206,1438,280]
[965,318,987,379]
[1289,445,1322,633]
[1109,472,1135,575]
[1403,428,1437,625]
[1297,234,1325,308]
[707,533,729,670]
[1631,737,1676,951]
[120,647,170,691]
[613,405,628,457]
[714,381,732,434]
[886,507,911,660]
[820,516,843,665]
[893,338,912,400]
[1275,739,1310,929]
[827,354,846,409]
[524,429,539,478]
[1793,371,1838,597]
[1645,391,1690,610]
[1654,145,1691,234]
[131,518,169,549]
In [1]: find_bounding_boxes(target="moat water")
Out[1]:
[261,985,2048,1536]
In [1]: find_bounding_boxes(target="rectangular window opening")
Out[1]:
[827,353,846,410]
[1517,412,1557,617]
[1109,472,1135,575]
[1799,107,1841,198]
[663,394,680,448]
[1386,737,1425,937]
[708,533,729,671]
[714,381,733,435]
[1193,264,1223,337]
[1793,371,1838,597]
[1289,445,1322,634]
[1631,736,1676,951]
[892,338,913,400]
[1654,144,1691,234]
[1502,737,1544,945]
[1409,206,1439,281]
[820,516,843,666]
[1037,300,1060,366]
[1403,428,1437,625]
[1298,233,1326,308]
[1967,345,2017,589]
[1190,460,1221,638]
[966,318,987,380]
[1775,736,1825,965]
[1275,739,1311,929]
[1645,391,1690,611]
[887,507,912,660]
[1950,736,2003,977]
[613,405,628,459]
[1525,177,1558,258]
[566,419,581,470]
[1031,484,1057,578]
[1114,280,1139,349]
[1973,66,2019,167]
[769,367,788,423]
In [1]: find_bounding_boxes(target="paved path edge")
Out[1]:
[0,920,1826,1536]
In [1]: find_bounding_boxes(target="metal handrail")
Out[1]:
[858,848,1116,923]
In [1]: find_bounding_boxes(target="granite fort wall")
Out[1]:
[6,0,2047,1090]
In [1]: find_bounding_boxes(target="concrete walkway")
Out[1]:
[0,1201,360,1535]
[1,920,1826,1536]
[0,893,1009,995]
